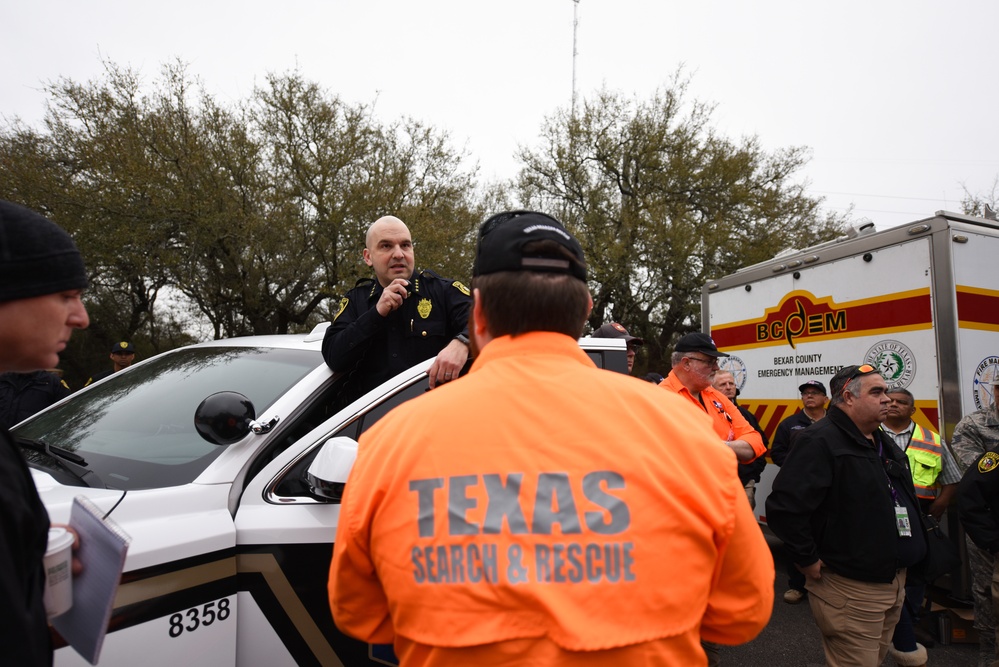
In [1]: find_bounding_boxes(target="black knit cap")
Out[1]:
[0,200,88,302]
[473,210,587,282]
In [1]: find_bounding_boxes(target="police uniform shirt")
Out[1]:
[959,451,999,554]
[0,370,71,430]
[322,270,471,399]
[83,369,113,388]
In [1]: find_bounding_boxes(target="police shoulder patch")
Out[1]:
[333,297,349,321]
[452,280,470,296]
[978,452,999,473]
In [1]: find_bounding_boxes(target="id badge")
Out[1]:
[895,505,912,537]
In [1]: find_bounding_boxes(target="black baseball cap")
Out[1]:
[111,341,135,354]
[675,332,729,358]
[473,211,587,282]
[592,322,644,346]
[798,380,827,395]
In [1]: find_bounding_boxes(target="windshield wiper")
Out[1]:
[17,438,106,489]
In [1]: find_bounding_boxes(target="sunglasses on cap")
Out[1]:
[848,364,877,381]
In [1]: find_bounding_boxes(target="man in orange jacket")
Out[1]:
[329,210,774,666]
[660,333,767,463]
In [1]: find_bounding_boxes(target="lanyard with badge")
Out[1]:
[877,439,912,537]
[711,400,736,441]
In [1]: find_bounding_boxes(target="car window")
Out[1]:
[269,342,627,502]
[15,346,322,490]
[271,375,432,499]
[585,347,629,373]
[357,377,431,433]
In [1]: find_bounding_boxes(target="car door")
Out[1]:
[229,342,627,666]
[231,370,431,667]
[50,482,240,667]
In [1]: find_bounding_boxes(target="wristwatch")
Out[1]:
[454,334,469,345]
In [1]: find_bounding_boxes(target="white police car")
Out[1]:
[15,324,628,666]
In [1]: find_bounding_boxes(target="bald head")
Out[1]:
[365,216,408,248]
[364,216,415,287]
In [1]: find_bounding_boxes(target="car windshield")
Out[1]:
[15,346,322,490]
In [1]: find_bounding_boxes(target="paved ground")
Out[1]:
[723,533,981,666]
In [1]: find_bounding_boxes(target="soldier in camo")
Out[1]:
[951,377,999,667]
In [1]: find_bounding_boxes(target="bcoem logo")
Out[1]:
[755,296,848,349]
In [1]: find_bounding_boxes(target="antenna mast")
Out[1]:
[572,0,580,115]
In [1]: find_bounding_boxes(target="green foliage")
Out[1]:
[1,61,849,383]
[515,74,848,374]
[0,60,480,380]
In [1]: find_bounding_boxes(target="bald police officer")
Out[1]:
[322,216,472,404]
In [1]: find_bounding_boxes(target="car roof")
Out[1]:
[183,323,628,353]
[176,322,330,352]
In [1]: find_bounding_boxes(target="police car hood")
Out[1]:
[32,468,126,520]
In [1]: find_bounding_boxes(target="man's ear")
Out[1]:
[472,289,487,338]
[362,248,373,268]
[839,390,854,408]
[470,288,496,353]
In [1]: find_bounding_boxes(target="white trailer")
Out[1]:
[702,211,999,543]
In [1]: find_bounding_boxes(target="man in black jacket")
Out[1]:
[770,379,828,467]
[958,449,999,667]
[766,364,927,667]
[0,200,90,666]
[770,379,828,605]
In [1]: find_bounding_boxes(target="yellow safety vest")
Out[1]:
[904,424,944,500]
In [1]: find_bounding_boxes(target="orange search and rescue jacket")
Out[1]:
[329,332,774,666]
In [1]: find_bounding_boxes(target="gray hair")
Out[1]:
[830,377,863,406]
[886,387,914,402]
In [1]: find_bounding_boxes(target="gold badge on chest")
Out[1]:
[417,298,433,319]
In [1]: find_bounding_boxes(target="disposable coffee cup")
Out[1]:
[44,527,74,618]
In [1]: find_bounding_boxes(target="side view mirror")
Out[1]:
[306,436,358,501]
[194,391,256,445]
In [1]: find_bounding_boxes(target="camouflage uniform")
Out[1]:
[952,403,999,667]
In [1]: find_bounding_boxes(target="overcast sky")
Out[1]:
[3,1,998,231]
